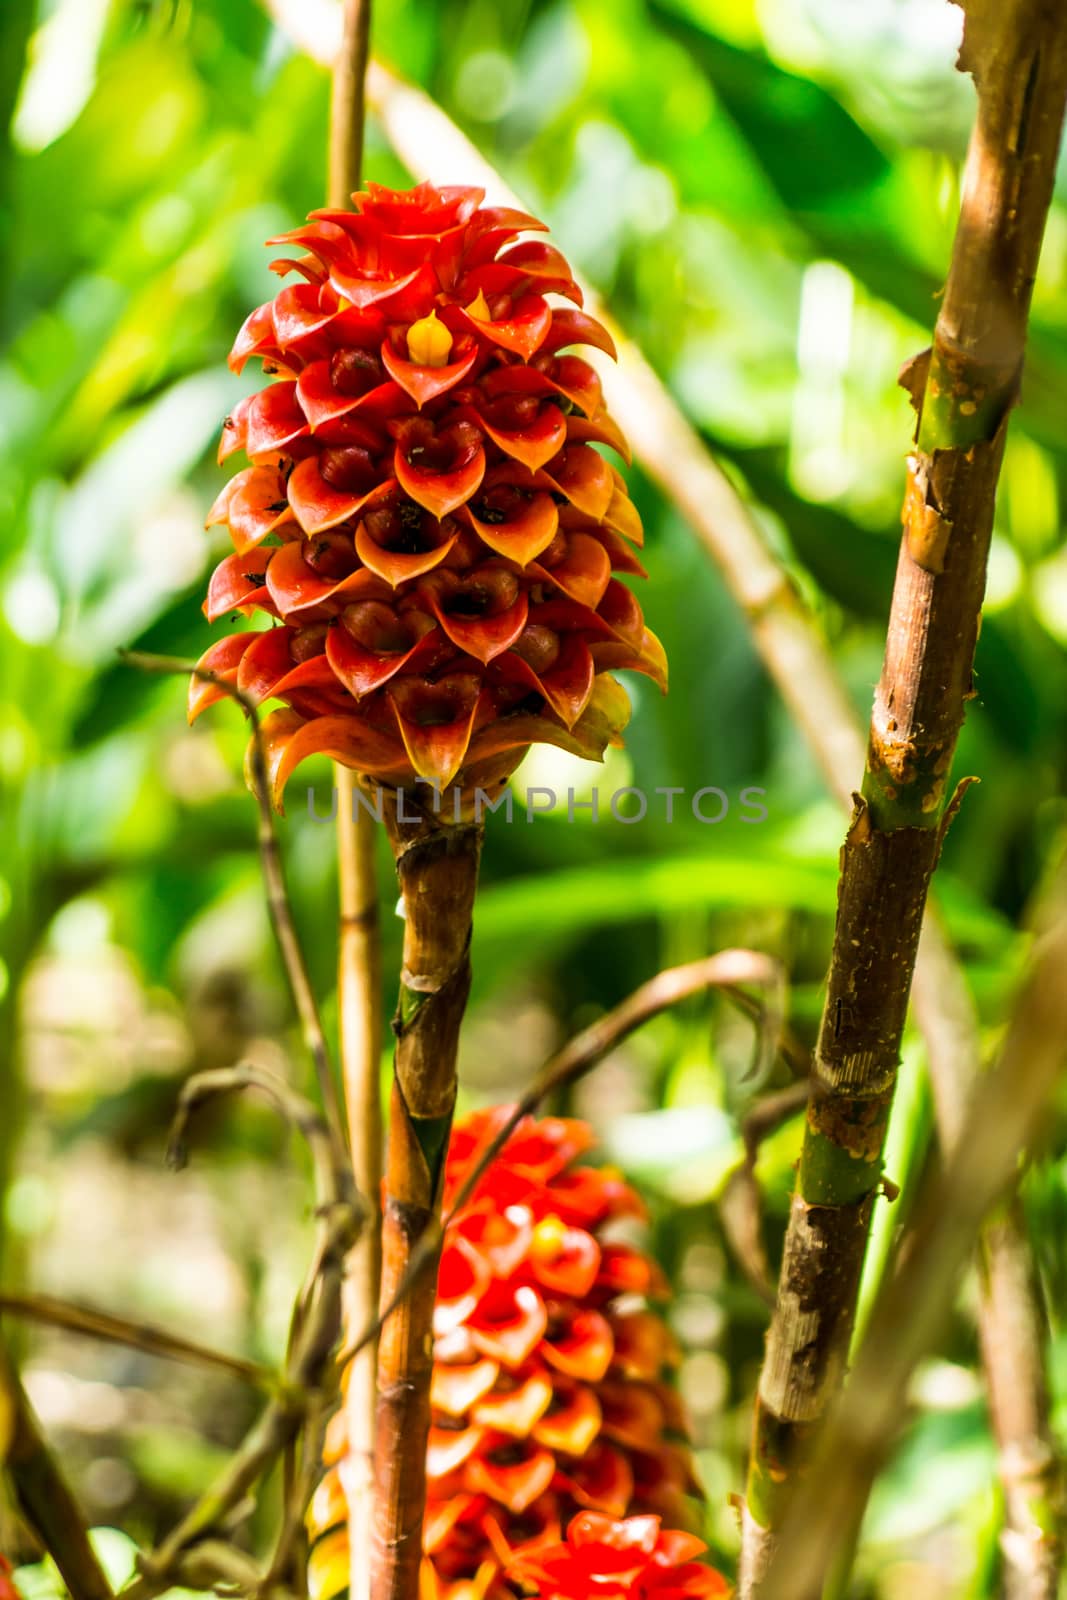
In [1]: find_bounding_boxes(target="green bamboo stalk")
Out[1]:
[739,6,1067,1590]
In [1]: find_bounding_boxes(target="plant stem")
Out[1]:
[327,6,382,1587]
[327,4,380,1590]
[1,1341,114,1600]
[336,775,383,1600]
[740,8,1067,1589]
[329,0,372,205]
[371,789,482,1600]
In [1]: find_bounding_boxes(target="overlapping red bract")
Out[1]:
[513,1512,728,1600]
[193,182,665,795]
[308,1109,707,1600]
[0,1557,22,1600]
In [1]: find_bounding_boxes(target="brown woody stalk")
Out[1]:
[740,7,1067,1589]
[328,8,382,1597]
[761,855,1067,1600]
[1,1340,114,1600]
[372,790,482,1600]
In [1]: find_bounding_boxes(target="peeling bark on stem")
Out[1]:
[740,6,1067,1591]
[371,789,482,1600]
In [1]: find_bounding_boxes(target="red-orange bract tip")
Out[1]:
[306,1109,707,1600]
[195,181,665,796]
[512,1513,728,1600]
[0,1558,22,1600]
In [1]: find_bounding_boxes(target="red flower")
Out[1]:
[193,182,665,796]
[308,1110,701,1600]
[511,1513,728,1600]
[0,1557,21,1600]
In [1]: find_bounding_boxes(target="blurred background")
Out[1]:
[2,0,1067,1594]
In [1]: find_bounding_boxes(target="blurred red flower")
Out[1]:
[308,1109,704,1600]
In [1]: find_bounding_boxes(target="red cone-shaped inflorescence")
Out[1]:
[0,1557,22,1600]
[192,182,665,798]
[307,1109,703,1600]
[513,1513,727,1600]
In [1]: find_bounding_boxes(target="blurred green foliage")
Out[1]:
[1,0,1066,1591]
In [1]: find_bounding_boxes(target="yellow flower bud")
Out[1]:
[531,1213,567,1263]
[465,289,491,323]
[405,308,453,369]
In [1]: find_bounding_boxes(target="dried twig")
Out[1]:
[263,1390,328,1593]
[1,1340,115,1600]
[133,1068,363,1594]
[121,651,348,1168]
[0,1291,272,1389]
[167,1061,359,1219]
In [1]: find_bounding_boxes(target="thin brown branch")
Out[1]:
[724,987,811,1082]
[0,1292,272,1388]
[121,650,348,1169]
[338,949,783,1370]
[328,6,382,1579]
[335,772,382,1600]
[129,1071,363,1593]
[1,1340,115,1600]
[167,1061,360,1220]
[917,904,1063,1595]
[329,0,371,205]
[762,853,1067,1600]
